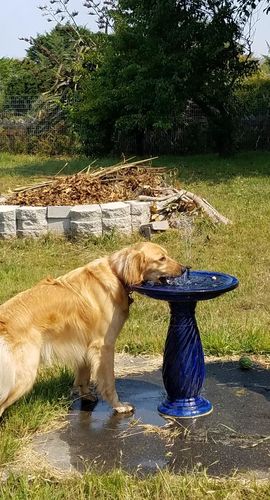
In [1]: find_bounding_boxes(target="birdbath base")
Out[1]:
[158,300,212,418]
[158,396,213,418]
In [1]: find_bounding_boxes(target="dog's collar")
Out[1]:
[128,292,134,306]
[117,277,134,306]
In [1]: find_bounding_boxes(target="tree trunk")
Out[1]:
[194,98,234,157]
[211,113,234,158]
[135,129,145,156]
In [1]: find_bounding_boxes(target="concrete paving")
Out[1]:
[32,359,270,477]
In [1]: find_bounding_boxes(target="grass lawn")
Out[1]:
[1,471,269,499]
[0,151,270,495]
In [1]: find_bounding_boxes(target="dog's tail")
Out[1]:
[0,329,16,406]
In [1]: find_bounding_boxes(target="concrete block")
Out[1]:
[140,220,169,236]
[0,205,16,221]
[101,202,130,219]
[102,217,132,235]
[150,220,169,231]
[0,232,16,240]
[70,205,102,221]
[70,220,103,237]
[125,201,151,231]
[16,207,48,233]
[132,214,151,231]
[17,229,48,238]
[16,206,47,220]
[16,206,47,232]
[0,206,16,237]
[126,200,151,216]
[139,225,152,240]
[47,218,71,234]
[47,206,71,219]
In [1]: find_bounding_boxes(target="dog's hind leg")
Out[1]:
[0,338,16,417]
[87,343,134,414]
[73,364,97,401]
[0,341,40,417]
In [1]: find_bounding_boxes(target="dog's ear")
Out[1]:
[122,250,146,285]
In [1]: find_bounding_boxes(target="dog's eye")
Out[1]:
[159,256,166,261]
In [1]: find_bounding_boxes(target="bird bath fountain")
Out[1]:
[131,269,239,418]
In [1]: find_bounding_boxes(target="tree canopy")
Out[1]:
[73,0,257,155]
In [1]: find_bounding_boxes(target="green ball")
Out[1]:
[239,356,253,370]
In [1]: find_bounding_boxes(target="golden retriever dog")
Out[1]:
[0,242,184,417]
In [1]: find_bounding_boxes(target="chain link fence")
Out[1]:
[1,95,270,155]
[0,95,79,155]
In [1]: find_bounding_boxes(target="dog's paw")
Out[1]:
[72,383,98,402]
[81,392,98,402]
[113,402,134,414]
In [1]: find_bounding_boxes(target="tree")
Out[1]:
[0,57,45,114]
[238,0,270,15]
[0,58,18,92]
[22,24,103,99]
[74,0,257,156]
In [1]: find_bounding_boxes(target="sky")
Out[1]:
[0,0,269,59]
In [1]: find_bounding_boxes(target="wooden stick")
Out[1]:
[77,165,89,175]
[13,181,54,194]
[86,160,98,175]
[123,156,136,163]
[183,191,232,225]
[54,162,68,177]
[137,192,176,202]
[88,157,159,180]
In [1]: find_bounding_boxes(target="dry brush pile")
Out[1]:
[6,157,231,225]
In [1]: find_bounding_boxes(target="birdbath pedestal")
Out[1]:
[130,270,238,418]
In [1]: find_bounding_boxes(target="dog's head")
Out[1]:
[109,242,185,286]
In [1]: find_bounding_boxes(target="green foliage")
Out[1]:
[0,25,107,156]
[0,24,105,112]
[260,45,270,75]
[0,58,19,92]
[26,24,104,99]
[4,60,44,103]
[237,72,270,113]
[73,0,257,156]
[0,58,42,113]
[234,71,270,149]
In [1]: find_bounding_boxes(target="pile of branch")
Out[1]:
[6,156,231,225]
[139,190,231,225]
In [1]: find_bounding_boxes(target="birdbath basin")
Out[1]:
[130,270,239,418]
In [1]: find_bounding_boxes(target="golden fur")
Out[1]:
[0,242,184,416]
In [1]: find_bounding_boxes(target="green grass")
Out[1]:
[0,367,72,466]
[1,151,270,356]
[0,470,269,499]
[0,151,270,485]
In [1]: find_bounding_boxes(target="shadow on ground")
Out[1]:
[0,157,118,180]
[32,360,270,478]
[1,152,270,185]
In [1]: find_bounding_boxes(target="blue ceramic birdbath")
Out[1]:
[130,270,239,418]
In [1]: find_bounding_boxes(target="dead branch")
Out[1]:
[138,189,231,225]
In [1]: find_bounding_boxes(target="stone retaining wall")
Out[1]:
[0,201,151,239]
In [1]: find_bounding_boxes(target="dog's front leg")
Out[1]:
[87,343,134,414]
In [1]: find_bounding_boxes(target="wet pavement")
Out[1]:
[33,360,270,478]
